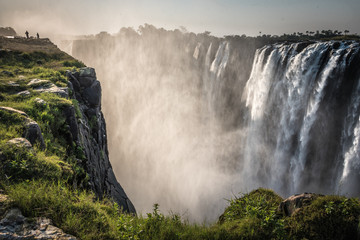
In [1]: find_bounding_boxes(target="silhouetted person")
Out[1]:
[25,31,29,39]
[36,33,39,39]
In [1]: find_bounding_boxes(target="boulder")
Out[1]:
[7,81,19,87]
[27,78,50,87]
[24,120,45,149]
[16,90,30,96]
[0,106,28,117]
[7,138,32,149]
[0,106,45,149]
[278,193,321,216]
[34,83,68,98]
[0,208,77,239]
[34,97,47,106]
[82,80,101,107]
[78,67,96,88]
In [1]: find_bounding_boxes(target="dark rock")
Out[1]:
[23,120,45,149]
[333,41,341,49]
[1,70,14,77]
[295,41,315,53]
[63,106,79,142]
[67,68,135,214]
[79,67,96,79]
[78,67,96,88]
[85,108,97,119]
[82,81,101,107]
[279,193,321,216]
[67,71,81,92]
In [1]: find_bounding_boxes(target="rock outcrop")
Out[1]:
[278,193,321,216]
[0,208,76,239]
[0,106,45,149]
[67,67,135,213]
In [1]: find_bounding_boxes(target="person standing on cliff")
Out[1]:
[25,31,29,39]
[36,33,39,39]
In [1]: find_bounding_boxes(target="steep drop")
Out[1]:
[61,29,360,221]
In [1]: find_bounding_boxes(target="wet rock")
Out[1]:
[279,193,321,216]
[7,138,32,149]
[16,90,30,97]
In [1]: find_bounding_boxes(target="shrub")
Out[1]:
[286,195,360,240]
[220,188,286,239]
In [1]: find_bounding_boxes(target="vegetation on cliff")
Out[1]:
[0,37,360,240]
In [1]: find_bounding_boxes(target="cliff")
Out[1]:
[66,67,135,212]
[0,37,134,238]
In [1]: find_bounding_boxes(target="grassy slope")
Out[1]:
[0,38,360,240]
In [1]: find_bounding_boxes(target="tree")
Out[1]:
[344,30,350,36]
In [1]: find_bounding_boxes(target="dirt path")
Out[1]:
[0,36,63,54]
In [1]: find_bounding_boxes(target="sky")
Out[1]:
[0,0,359,37]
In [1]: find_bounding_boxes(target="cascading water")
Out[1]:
[240,41,360,196]
[63,29,360,221]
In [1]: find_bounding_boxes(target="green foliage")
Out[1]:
[71,99,82,119]
[286,195,360,240]
[7,181,120,240]
[0,109,25,142]
[220,188,286,239]
[63,60,86,68]
[0,144,70,182]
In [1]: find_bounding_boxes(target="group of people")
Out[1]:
[25,31,40,39]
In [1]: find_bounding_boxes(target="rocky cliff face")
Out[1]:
[66,67,135,213]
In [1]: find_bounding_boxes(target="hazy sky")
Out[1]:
[0,0,359,37]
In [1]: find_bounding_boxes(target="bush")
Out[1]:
[286,195,360,240]
[219,188,286,239]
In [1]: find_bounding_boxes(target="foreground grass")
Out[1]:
[2,182,360,240]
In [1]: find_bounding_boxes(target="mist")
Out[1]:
[59,28,254,222]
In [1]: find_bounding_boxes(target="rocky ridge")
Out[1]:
[66,67,135,213]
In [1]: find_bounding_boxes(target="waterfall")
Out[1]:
[67,32,360,221]
[241,41,360,195]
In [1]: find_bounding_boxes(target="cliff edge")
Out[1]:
[0,37,134,238]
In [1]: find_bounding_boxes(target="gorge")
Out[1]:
[58,27,360,221]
